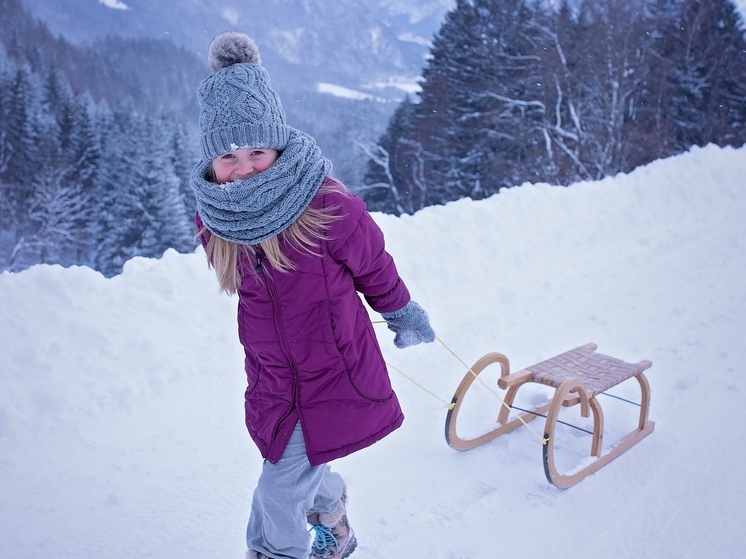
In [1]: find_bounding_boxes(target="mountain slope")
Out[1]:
[21,0,455,98]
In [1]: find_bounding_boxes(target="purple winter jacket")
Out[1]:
[197,178,410,466]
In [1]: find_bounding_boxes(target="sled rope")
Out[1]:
[371,320,455,408]
[435,335,548,445]
[373,320,547,444]
[383,360,455,409]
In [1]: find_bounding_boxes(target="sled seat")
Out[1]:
[445,343,654,488]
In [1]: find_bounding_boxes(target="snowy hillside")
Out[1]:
[20,0,455,97]
[1,144,745,558]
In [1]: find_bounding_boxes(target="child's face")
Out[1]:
[211,147,280,184]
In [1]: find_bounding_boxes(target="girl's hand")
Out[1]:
[381,301,436,349]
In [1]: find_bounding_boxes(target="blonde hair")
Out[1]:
[200,183,342,294]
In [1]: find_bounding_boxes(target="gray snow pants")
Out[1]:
[246,422,346,559]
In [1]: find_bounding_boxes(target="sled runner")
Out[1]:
[445,343,654,489]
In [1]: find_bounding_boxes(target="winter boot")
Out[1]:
[307,488,357,559]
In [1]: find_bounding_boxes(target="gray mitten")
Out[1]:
[381,300,436,349]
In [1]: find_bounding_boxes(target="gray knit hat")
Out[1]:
[197,31,291,160]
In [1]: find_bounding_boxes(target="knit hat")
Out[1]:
[197,31,291,160]
[190,32,333,245]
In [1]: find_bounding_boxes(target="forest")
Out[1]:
[1,0,745,274]
[0,0,205,275]
[360,0,746,214]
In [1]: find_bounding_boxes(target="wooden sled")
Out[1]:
[445,343,654,489]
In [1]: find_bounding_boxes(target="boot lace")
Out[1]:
[309,524,338,558]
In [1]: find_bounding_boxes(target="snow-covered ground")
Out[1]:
[737,0,746,19]
[2,143,745,558]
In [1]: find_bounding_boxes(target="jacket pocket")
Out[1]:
[344,305,395,402]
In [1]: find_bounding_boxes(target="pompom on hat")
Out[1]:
[197,31,291,161]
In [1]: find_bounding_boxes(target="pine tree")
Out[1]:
[387,0,549,208]
[136,116,193,257]
[0,54,16,230]
[41,66,76,167]
[65,95,104,262]
[27,161,90,264]
[680,0,746,148]
[94,107,143,276]
[645,0,746,152]
[360,96,417,214]
[4,65,40,241]
[167,115,199,227]
[94,110,194,276]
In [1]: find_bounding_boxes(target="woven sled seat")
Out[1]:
[445,343,654,488]
[525,345,650,397]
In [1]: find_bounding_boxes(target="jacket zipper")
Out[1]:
[256,249,299,447]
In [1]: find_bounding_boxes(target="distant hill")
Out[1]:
[20,0,455,101]
[17,0,456,185]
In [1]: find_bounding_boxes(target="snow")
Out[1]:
[2,143,745,558]
[222,8,240,27]
[316,82,381,101]
[396,32,432,47]
[97,0,129,11]
[738,0,746,19]
[317,79,421,100]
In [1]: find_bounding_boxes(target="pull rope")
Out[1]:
[384,360,455,409]
[435,335,548,445]
[373,321,548,444]
[371,321,455,408]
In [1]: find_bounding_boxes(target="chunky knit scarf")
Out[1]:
[190,128,332,244]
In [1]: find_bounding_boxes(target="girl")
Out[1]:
[190,32,435,559]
